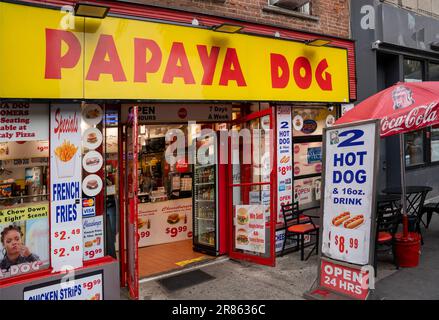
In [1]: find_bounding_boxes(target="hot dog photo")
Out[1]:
[332,212,364,229]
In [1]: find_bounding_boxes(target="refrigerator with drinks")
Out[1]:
[192,135,226,256]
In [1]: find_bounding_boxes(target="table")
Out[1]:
[377,194,401,210]
[382,186,432,217]
[382,186,432,244]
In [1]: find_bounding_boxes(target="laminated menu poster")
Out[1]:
[137,198,193,247]
[83,216,104,261]
[23,271,103,300]
[321,122,378,265]
[0,203,50,279]
[235,205,267,254]
[50,104,83,272]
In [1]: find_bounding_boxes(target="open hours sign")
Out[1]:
[321,121,379,266]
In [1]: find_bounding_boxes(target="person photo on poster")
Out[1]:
[0,225,40,272]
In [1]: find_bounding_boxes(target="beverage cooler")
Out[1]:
[192,133,227,256]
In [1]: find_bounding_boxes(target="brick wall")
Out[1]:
[122,0,351,38]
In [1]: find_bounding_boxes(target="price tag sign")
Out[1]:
[305,120,380,301]
[321,121,379,265]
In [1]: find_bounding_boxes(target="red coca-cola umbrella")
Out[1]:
[336,82,439,254]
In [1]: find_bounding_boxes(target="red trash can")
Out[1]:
[394,232,421,267]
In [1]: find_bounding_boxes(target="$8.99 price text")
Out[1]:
[330,232,359,254]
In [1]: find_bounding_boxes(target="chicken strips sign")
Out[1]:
[0,2,350,101]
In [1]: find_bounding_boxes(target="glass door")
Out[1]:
[228,109,276,266]
[125,106,139,299]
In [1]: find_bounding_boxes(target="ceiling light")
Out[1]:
[211,23,244,34]
[74,2,110,19]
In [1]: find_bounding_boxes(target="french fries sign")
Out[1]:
[50,104,83,272]
[321,121,379,266]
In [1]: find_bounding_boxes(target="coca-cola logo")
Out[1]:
[381,102,438,135]
[392,86,414,110]
[53,109,79,139]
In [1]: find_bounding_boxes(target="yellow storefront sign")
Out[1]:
[0,203,49,224]
[0,2,349,102]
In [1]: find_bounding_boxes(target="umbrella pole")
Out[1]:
[399,134,409,239]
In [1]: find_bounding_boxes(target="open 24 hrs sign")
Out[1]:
[321,122,378,266]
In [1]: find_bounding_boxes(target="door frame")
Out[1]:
[227,107,277,266]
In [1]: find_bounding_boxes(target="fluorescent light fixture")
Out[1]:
[74,2,110,19]
[212,23,244,34]
[305,39,332,47]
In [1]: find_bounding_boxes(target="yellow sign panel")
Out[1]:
[0,203,49,224]
[0,2,349,102]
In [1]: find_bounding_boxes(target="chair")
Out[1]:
[420,202,439,229]
[374,205,401,275]
[281,202,319,261]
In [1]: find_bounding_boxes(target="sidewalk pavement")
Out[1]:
[125,217,439,300]
[373,217,439,300]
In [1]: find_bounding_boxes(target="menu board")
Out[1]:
[50,104,83,272]
[24,271,103,300]
[0,103,49,142]
[138,198,193,247]
[235,205,267,254]
[293,142,323,177]
[277,106,293,223]
[293,107,336,137]
[83,216,104,261]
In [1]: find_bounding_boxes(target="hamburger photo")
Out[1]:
[167,213,180,224]
[236,208,249,225]
[86,179,99,190]
[87,132,98,144]
[236,229,249,245]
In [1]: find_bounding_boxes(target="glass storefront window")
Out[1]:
[293,142,322,177]
[404,59,423,82]
[429,63,439,81]
[405,130,425,166]
[292,107,336,137]
[431,127,439,163]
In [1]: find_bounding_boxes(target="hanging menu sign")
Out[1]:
[0,103,49,142]
[276,106,293,223]
[121,104,232,123]
[50,104,83,272]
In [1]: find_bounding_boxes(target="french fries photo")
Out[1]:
[55,140,78,162]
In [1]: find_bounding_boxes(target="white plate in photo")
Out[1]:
[326,115,336,127]
[82,174,103,197]
[83,127,103,150]
[83,151,103,173]
[82,104,103,126]
[293,115,304,131]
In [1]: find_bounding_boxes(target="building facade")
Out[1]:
[351,0,439,199]
[0,0,355,300]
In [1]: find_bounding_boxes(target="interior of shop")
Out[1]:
[131,104,247,278]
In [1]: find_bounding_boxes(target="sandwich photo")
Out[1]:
[236,208,249,225]
[236,229,249,245]
[85,107,101,119]
[167,213,180,224]
[86,179,99,190]
[84,241,93,248]
[86,157,101,166]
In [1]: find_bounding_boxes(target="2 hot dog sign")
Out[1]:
[321,120,379,266]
